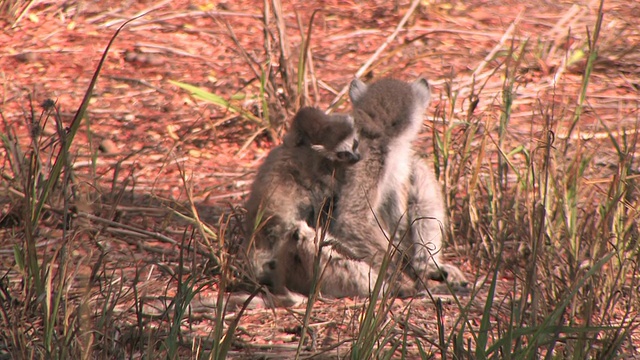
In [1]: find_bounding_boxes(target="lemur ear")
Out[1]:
[283,130,302,147]
[411,78,431,108]
[283,106,324,147]
[328,114,354,130]
[311,144,328,155]
[349,78,368,104]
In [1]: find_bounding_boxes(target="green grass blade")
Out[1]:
[33,13,148,229]
[169,80,263,125]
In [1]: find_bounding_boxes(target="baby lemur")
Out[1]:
[243,106,361,296]
[275,78,467,298]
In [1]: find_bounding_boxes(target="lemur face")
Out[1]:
[284,107,361,165]
[311,115,361,164]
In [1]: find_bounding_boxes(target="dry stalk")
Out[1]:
[328,0,422,109]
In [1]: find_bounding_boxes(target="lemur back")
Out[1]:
[331,78,431,268]
[340,77,467,292]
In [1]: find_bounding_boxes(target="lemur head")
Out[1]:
[348,77,431,141]
[283,106,361,164]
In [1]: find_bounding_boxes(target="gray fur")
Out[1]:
[392,156,468,289]
[243,106,360,296]
[340,78,467,292]
[249,78,467,303]
[327,77,433,296]
[275,78,466,299]
[275,221,379,297]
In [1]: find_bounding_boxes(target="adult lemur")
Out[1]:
[274,78,467,298]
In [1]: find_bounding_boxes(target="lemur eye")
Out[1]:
[266,260,277,270]
[352,140,359,151]
[336,151,351,161]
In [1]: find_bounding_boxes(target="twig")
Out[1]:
[547,4,584,51]
[78,212,179,245]
[219,19,262,81]
[97,10,262,27]
[71,156,189,169]
[11,0,36,29]
[236,126,268,155]
[133,42,212,62]
[97,0,172,28]
[328,0,422,109]
[102,228,176,255]
[471,12,522,79]
[323,29,383,42]
[107,75,171,95]
[548,5,587,86]
[272,0,295,103]
[316,79,339,96]
[77,211,228,266]
[412,27,527,40]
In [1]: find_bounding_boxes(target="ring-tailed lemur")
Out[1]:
[273,78,467,299]
[243,106,361,297]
